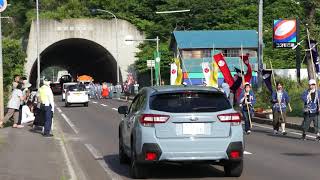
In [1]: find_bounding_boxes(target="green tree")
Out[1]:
[3,39,26,102]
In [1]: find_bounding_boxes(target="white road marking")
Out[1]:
[101,104,108,107]
[244,151,252,155]
[84,144,123,180]
[58,133,77,180]
[92,101,98,104]
[112,108,118,111]
[61,113,79,134]
[253,123,316,139]
[56,107,62,113]
[84,144,102,159]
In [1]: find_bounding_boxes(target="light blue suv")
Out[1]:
[118,86,244,178]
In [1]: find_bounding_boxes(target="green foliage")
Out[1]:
[3,39,26,88]
[2,39,26,105]
[2,0,320,87]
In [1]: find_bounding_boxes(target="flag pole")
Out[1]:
[307,28,320,130]
[240,44,252,128]
[212,43,216,87]
[177,45,192,85]
[269,60,286,125]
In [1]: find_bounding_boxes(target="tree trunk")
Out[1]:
[305,1,317,80]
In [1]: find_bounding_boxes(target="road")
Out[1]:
[53,96,320,180]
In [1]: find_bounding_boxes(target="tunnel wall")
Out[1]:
[25,19,145,82]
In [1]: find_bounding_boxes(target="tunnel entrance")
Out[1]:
[29,38,119,86]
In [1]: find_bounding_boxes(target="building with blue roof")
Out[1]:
[170,30,258,86]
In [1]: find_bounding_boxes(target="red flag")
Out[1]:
[213,53,234,87]
[241,54,252,83]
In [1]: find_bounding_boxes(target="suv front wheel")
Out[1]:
[224,160,243,177]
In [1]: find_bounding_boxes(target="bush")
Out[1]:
[255,77,308,117]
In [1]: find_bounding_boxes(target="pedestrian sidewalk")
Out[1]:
[0,126,69,180]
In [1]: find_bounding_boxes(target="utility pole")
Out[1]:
[258,0,264,91]
[36,0,41,88]
[0,0,8,120]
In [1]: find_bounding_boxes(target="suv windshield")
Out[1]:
[68,84,86,91]
[149,92,231,113]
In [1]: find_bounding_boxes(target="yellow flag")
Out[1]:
[209,61,218,88]
[174,58,183,85]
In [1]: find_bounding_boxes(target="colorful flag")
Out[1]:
[309,40,320,74]
[213,53,234,87]
[262,70,273,93]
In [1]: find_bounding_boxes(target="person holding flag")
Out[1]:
[271,82,291,135]
[301,79,320,141]
[239,82,256,135]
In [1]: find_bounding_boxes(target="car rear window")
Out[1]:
[68,85,86,91]
[149,92,231,113]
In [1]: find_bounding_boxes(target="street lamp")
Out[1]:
[0,1,9,120]
[91,8,120,85]
[155,9,190,14]
[154,9,190,86]
[125,37,160,86]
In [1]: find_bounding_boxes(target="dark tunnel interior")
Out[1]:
[29,38,120,86]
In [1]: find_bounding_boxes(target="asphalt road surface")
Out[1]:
[53,96,320,180]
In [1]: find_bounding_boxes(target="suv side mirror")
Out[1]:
[118,106,128,115]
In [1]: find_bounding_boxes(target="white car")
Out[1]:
[62,82,77,101]
[65,84,89,107]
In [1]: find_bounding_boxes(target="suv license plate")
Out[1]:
[183,123,205,135]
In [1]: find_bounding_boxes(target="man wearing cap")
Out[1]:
[38,79,54,137]
[272,81,291,135]
[301,79,320,141]
[239,82,256,135]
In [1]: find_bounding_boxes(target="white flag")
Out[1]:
[170,63,178,85]
[202,62,211,85]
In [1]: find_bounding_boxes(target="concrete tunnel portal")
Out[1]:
[29,38,120,86]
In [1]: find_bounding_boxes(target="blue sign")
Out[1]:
[273,19,297,48]
[0,0,7,13]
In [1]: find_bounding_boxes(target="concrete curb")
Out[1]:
[252,117,317,133]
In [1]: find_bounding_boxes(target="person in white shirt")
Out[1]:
[38,79,54,137]
[133,81,139,95]
[0,83,25,128]
[21,101,35,124]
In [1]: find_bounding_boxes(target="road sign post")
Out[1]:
[147,60,155,86]
[0,0,8,120]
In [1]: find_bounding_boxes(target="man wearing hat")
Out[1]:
[239,82,256,135]
[38,79,54,137]
[301,79,320,141]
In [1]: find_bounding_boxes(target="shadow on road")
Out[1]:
[103,154,226,179]
[281,152,320,157]
[266,133,302,140]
